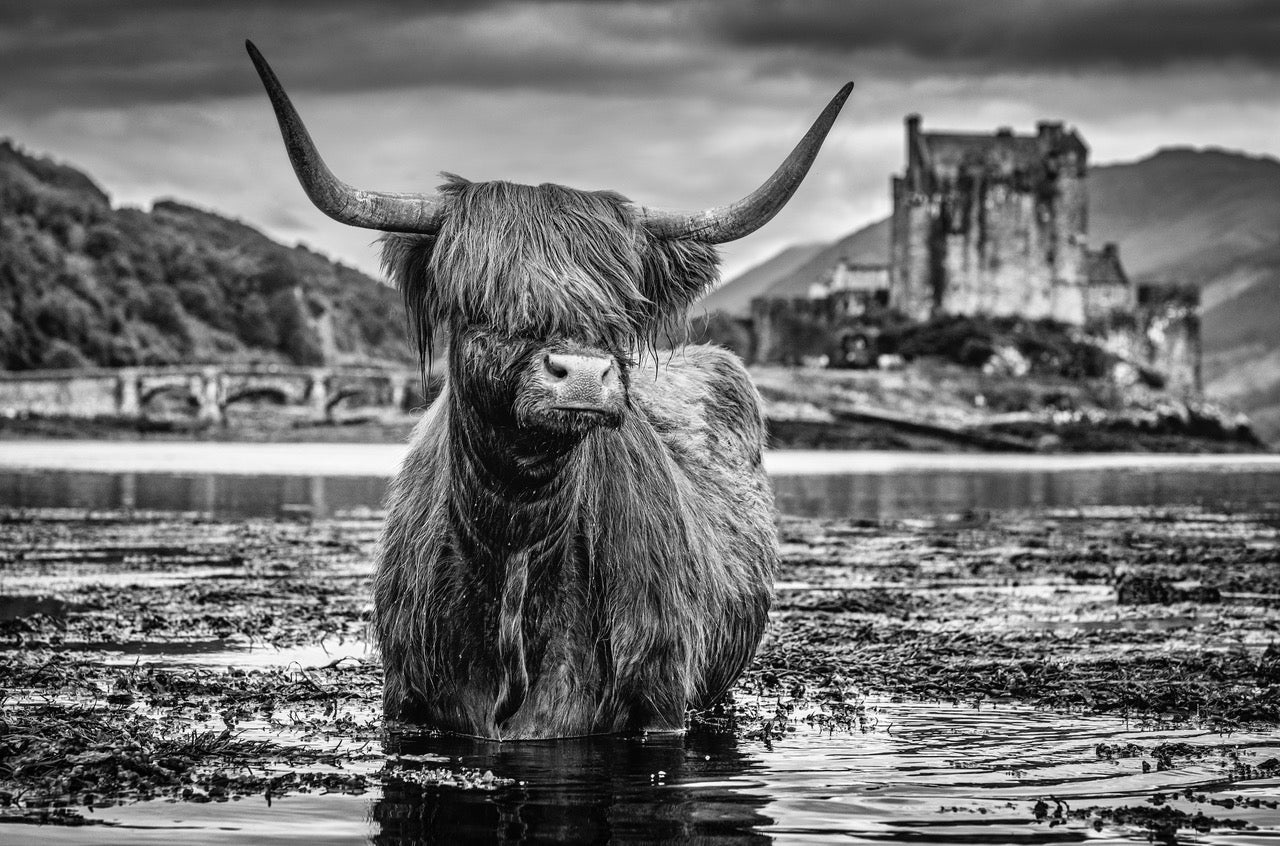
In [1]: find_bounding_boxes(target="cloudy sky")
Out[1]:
[3,1,1278,282]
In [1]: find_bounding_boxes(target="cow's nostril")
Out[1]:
[544,354,569,380]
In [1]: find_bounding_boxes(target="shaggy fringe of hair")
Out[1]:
[381,174,720,372]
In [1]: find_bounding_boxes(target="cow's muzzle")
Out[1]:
[540,353,622,417]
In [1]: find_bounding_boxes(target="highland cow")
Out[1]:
[248,41,851,739]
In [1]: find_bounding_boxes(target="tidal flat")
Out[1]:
[1,506,1278,844]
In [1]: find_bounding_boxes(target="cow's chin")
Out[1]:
[521,402,625,439]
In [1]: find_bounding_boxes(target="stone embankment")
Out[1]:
[753,363,1266,452]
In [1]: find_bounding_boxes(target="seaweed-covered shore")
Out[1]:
[1,506,1279,842]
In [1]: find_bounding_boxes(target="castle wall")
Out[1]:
[1083,244,1136,323]
[749,295,885,366]
[1050,165,1088,325]
[1085,283,1136,322]
[750,298,835,365]
[830,262,890,293]
[932,168,1060,321]
[889,176,935,321]
[888,118,1092,327]
[982,181,1053,319]
[1140,288,1201,397]
[936,167,978,316]
[1091,285,1202,397]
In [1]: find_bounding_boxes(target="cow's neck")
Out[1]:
[446,385,585,559]
[445,382,601,727]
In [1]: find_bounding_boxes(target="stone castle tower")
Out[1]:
[889,115,1091,325]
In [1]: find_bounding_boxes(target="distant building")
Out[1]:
[741,114,1201,394]
[1084,243,1135,322]
[826,261,891,297]
[806,260,890,316]
[889,115,1106,324]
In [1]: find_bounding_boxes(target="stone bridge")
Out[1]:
[0,364,424,424]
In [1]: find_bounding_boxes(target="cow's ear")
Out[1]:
[641,237,721,317]
[381,233,441,365]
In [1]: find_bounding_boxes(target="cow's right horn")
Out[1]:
[246,41,446,235]
[633,82,853,244]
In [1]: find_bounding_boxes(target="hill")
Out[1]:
[700,242,826,314]
[706,147,1280,442]
[0,140,412,371]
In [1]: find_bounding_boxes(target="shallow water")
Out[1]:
[4,451,1280,844]
[16,700,1280,844]
[0,442,1278,519]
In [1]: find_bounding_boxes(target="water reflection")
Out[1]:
[1,465,1278,520]
[375,732,771,845]
[770,467,1280,519]
[0,469,388,519]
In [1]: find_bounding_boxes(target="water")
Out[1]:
[0,442,1278,520]
[378,711,1280,844]
[16,705,1280,844]
[4,442,1280,844]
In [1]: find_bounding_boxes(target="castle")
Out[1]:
[890,115,1131,325]
[745,115,1200,395]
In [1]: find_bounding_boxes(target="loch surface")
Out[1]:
[3,444,1280,844]
[1,441,1279,519]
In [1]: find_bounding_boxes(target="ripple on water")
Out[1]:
[10,696,1280,845]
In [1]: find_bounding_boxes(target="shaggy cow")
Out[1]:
[248,42,850,739]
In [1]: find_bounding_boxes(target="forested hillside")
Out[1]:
[0,140,412,370]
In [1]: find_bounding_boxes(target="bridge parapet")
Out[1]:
[0,365,422,423]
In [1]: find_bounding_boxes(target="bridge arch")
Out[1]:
[139,383,200,412]
[325,385,371,414]
[223,386,291,408]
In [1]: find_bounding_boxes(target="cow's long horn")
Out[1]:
[246,41,445,234]
[634,82,853,244]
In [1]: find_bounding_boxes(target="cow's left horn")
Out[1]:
[246,41,445,234]
[633,82,853,244]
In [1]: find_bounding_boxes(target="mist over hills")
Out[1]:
[704,147,1280,441]
[0,140,412,372]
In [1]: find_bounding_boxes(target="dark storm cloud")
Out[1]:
[701,0,1280,71]
[2,0,1277,115]
[0,0,692,113]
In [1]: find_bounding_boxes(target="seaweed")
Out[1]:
[1,504,1279,838]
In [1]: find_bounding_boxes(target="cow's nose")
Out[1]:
[543,353,613,384]
[542,353,617,406]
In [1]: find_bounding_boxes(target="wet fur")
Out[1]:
[374,177,778,739]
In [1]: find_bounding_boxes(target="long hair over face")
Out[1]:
[380,175,721,367]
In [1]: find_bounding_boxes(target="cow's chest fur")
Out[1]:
[429,504,699,739]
